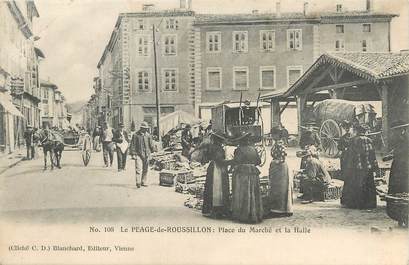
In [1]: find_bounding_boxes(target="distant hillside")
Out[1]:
[66,100,87,114]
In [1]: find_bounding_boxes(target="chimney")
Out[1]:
[276,1,281,18]
[187,0,192,10]
[303,2,309,16]
[180,0,186,9]
[366,0,373,12]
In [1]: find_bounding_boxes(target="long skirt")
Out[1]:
[341,169,377,209]
[231,171,263,223]
[202,161,230,217]
[268,161,293,214]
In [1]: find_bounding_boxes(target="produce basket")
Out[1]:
[159,170,178,186]
[386,193,409,227]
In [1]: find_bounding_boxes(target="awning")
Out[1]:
[34,47,45,58]
[0,95,24,117]
[159,110,200,136]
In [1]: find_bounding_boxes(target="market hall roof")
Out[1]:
[283,52,409,97]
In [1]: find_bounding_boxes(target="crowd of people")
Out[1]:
[23,116,408,226]
[199,119,408,225]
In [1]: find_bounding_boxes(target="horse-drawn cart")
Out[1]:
[312,99,378,158]
[211,100,267,166]
[63,129,81,149]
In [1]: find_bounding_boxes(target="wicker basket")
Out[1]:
[386,195,408,227]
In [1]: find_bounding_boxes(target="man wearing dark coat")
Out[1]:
[181,124,193,159]
[113,123,130,172]
[24,125,35,160]
[130,122,155,188]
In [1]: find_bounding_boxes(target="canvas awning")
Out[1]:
[159,110,200,136]
[0,95,24,117]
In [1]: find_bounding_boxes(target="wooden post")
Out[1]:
[271,98,281,128]
[381,84,389,152]
[297,95,307,140]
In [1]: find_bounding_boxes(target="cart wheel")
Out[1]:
[82,150,91,166]
[256,145,266,167]
[320,119,341,158]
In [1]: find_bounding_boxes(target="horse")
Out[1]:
[35,129,65,170]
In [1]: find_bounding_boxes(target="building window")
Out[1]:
[287,29,302,51]
[136,35,150,56]
[136,19,145,30]
[136,70,151,92]
[163,35,177,55]
[363,24,371,32]
[287,66,303,88]
[260,66,276,90]
[336,25,344,33]
[42,88,48,99]
[232,31,248,53]
[206,32,221,53]
[165,18,179,30]
[335,39,345,51]
[336,4,343,12]
[162,68,178,91]
[362,40,371,52]
[260,30,275,52]
[233,66,249,90]
[206,67,222,90]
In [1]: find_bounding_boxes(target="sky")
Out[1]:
[34,0,409,103]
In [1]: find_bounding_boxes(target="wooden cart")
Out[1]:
[312,99,378,158]
[211,100,267,166]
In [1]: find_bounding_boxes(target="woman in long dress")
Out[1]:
[342,124,379,209]
[338,121,354,205]
[267,141,293,217]
[231,134,263,223]
[202,134,231,218]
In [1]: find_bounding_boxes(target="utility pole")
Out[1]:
[152,24,161,142]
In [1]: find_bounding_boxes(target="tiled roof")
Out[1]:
[323,52,409,79]
[194,11,395,24]
[281,52,409,97]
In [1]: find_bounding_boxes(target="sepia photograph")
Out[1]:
[0,0,408,264]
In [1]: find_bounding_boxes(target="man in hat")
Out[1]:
[299,122,321,150]
[24,125,35,160]
[299,121,321,169]
[130,122,155,188]
[101,121,115,167]
[181,124,193,159]
[299,148,332,204]
[113,123,130,172]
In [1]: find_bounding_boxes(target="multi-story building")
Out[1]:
[54,90,68,128]
[97,1,195,130]
[0,0,42,153]
[193,1,395,132]
[40,79,69,129]
[40,79,57,128]
[95,0,395,134]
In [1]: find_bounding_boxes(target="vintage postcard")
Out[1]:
[0,0,408,264]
